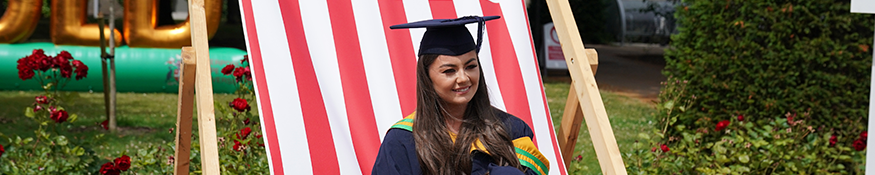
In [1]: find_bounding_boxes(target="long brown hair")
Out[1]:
[413,54,523,175]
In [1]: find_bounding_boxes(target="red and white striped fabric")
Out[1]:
[239,0,566,174]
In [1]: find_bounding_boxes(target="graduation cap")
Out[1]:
[390,16,500,56]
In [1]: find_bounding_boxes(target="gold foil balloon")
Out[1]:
[51,0,123,46]
[124,0,221,48]
[0,0,42,43]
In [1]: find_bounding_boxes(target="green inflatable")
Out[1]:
[2,43,246,93]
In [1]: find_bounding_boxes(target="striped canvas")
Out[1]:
[239,0,567,174]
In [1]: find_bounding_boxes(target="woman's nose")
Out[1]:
[456,71,470,84]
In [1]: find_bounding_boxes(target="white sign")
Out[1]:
[851,0,875,14]
[543,22,567,69]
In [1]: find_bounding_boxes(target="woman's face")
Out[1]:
[428,51,480,107]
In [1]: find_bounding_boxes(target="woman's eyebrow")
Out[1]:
[465,58,477,64]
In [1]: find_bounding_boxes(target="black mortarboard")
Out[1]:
[390,16,500,56]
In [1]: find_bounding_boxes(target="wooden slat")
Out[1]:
[174,47,196,175]
[545,0,627,174]
[557,80,585,168]
[188,0,220,174]
[557,49,598,167]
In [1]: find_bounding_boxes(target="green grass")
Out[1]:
[543,79,656,174]
[0,91,242,159]
[0,80,655,173]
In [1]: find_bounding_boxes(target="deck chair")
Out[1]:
[239,0,567,174]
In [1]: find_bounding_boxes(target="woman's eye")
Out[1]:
[466,65,478,70]
[442,69,456,73]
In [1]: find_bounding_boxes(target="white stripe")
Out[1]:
[248,0,312,173]
[403,0,432,57]
[239,1,277,173]
[299,0,362,174]
[496,0,564,173]
[351,0,405,140]
[453,0,507,111]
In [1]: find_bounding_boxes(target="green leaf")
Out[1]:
[738,154,750,163]
[69,114,78,123]
[73,146,85,156]
[56,135,68,146]
[664,100,675,110]
[25,107,35,118]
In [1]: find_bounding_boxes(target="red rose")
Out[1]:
[114,155,131,171]
[233,140,243,151]
[101,120,109,130]
[72,60,88,80]
[651,147,657,152]
[244,118,251,125]
[32,49,45,56]
[232,67,252,81]
[50,109,69,123]
[237,127,252,140]
[99,162,120,175]
[862,131,868,141]
[660,144,669,152]
[229,98,250,112]
[829,135,837,147]
[56,51,73,60]
[35,95,49,104]
[715,120,730,131]
[233,67,245,78]
[0,144,4,157]
[737,115,744,121]
[221,64,235,75]
[243,67,252,81]
[853,139,866,151]
[59,63,73,78]
[34,105,42,112]
[787,113,796,126]
[18,69,34,80]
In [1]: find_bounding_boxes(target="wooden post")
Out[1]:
[555,49,598,169]
[174,47,196,175]
[97,12,111,131]
[545,0,628,174]
[189,0,220,173]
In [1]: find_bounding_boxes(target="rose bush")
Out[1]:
[625,78,867,174]
[1,49,107,174]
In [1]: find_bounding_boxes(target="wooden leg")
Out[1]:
[558,81,585,168]
[174,47,197,175]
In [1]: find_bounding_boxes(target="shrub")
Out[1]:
[635,0,874,173]
[664,0,872,127]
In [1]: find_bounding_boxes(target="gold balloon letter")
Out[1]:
[124,0,221,48]
[51,0,123,46]
[0,0,42,43]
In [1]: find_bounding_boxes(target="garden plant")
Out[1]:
[626,0,872,174]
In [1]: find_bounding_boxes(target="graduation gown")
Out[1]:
[372,110,549,175]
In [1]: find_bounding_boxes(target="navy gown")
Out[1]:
[372,110,549,175]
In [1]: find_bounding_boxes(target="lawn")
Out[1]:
[543,79,656,174]
[0,79,655,174]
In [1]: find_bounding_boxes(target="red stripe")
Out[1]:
[241,1,285,174]
[478,0,536,144]
[326,0,382,174]
[276,0,341,173]
[428,0,457,19]
[378,0,417,117]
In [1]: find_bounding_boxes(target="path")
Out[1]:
[545,43,667,103]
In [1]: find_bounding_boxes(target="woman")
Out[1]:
[372,16,549,175]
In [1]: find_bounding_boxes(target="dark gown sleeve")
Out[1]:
[498,111,541,175]
[372,129,420,175]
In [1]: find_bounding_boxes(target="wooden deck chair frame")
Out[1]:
[172,0,627,174]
